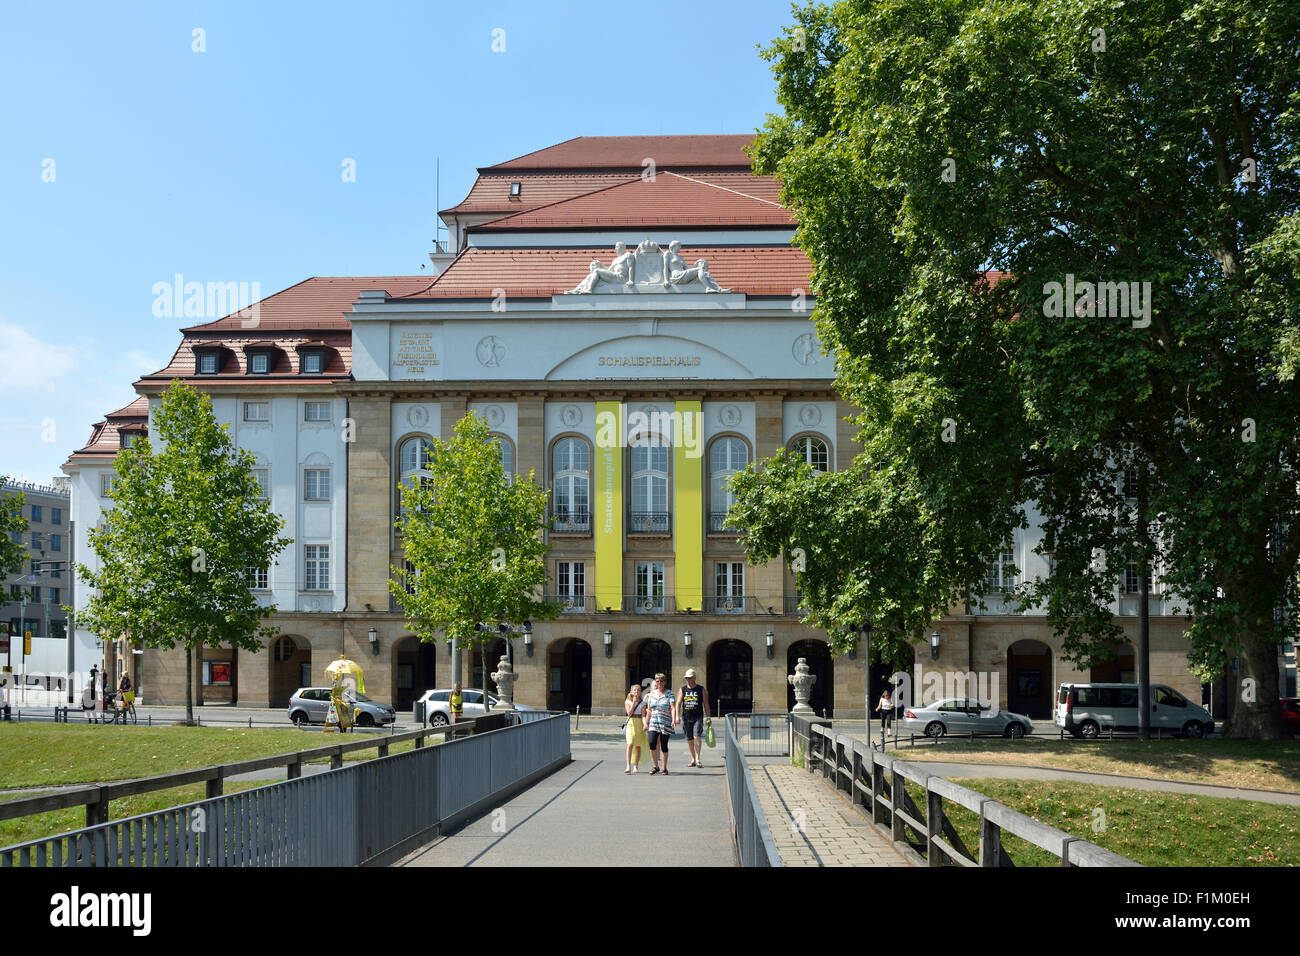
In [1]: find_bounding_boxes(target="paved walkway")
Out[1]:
[749,761,914,867]
[397,734,734,867]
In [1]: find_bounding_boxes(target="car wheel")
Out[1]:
[1004,722,1025,739]
[924,721,946,738]
[1078,720,1100,738]
[1182,720,1204,739]
[291,710,309,726]
[430,712,449,727]
[357,713,374,728]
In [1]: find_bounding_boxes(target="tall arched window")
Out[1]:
[709,437,748,532]
[552,437,591,531]
[397,436,434,516]
[630,436,670,533]
[789,435,830,472]
[490,434,515,480]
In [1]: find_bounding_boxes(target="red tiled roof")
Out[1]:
[443,173,640,217]
[180,276,435,332]
[409,245,811,299]
[483,135,755,171]
[66,397,149,462]
[142,331,354,381]
[472,173,792,230]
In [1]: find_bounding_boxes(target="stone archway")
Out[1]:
[787,639,834,717]
[1007,639,1053,718]
[548,638,593,713]
[268,635,311,708]
[473,638,510,696]
[627,638,672,693]
[707,639,752,715]
[393,636,438,711]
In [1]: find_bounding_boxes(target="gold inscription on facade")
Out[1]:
[393,331,440,376]
[597,355,702,367]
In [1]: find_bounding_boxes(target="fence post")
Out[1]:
[206,767,224,800]
[287,758,302,780]
[890,768,905,844]
[86,786,109,828]
[978,800,1002,866]
[926,784,944,867]
[871,758,884,825]
[851,745,863,811]
[378,739,389,758]
[330,746,343,770]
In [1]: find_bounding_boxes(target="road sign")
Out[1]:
[24,631,32,654]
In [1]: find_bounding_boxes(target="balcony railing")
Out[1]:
[783,596,809,616]
[709,512,738,533]
[702,594,753,614]
[546,593,596,613]
[549,509,591,533]
[628,512,670,534]
[623,593,675,614]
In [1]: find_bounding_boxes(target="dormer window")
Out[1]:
[509,182,521,197]
[249,352,270,374]
[197,351,220,375]
[120,433,138,449]
[301,351,324,375]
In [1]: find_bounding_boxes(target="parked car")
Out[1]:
[413,687,540,726]
[900,698,1034,738]
[1281,698,1300,738]
[1055,682,1214,738]
[288,687,397,727]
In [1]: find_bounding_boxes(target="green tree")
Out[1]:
[76,382,291,724]
[391,414,557,685]
[0,479,27,583]
[744,0,1300,737]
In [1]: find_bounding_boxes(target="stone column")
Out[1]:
[517,395,544,486]
[346,395,393,612]
[752,395,786,607]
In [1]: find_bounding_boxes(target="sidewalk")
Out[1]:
[749,760,915,867]
[397,733,734,867]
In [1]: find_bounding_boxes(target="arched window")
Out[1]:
[490,434,515,480]
[397,436,434,515]
[709,437,748,532]
[552,437,591,531]
[630,436,670,533]
[790,435,830,472]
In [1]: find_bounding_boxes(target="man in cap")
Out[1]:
[675,668,712,767]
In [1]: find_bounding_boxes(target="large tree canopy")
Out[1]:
[77,382,291,723]
[741,0,1300,736]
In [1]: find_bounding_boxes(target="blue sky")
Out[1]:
[0,0,797,482]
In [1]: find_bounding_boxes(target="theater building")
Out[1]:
[63,134,1273,717]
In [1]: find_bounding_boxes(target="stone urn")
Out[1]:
[490,655,517,711]
[788,657,817,716]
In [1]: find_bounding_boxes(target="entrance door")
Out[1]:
[787,640,834,716]
[707,640,752,715]
[565,639,592,714]
[630,639,672,691]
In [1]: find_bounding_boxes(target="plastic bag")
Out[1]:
[704,720,716,748]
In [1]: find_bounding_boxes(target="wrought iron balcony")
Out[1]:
[628,511,670,534]
[549,509,591,533]
[622,593,675,614]
[703,594,753,615]
[546,593,596,613]
[783,596,810,616]
[708,512,738,533]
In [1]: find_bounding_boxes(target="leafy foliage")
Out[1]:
[0,479,27,585]
[742,0,1300,735]
[391,414,557,653]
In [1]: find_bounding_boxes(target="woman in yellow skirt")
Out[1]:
[624,684,649,773]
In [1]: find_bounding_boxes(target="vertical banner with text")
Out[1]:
[594,401,624,610]
[673,400,703,611]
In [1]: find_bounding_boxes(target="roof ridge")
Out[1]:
[663,171,784,208]
[481,135,584,171]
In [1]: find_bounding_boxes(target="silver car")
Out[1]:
[901,698,1034,738]
[413,687,540,726]
[288,687,397,727]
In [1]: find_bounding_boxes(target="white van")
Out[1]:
[1055,682,1214,738]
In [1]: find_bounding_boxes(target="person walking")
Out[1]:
[875,685,894,744]
[675,668,711,767]
[624,684,649,773]
[449,682,464,723]
[0,675,10,722]
[643,673,675,775]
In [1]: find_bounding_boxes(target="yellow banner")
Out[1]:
[674,401,703,610]
[594,401,624,609]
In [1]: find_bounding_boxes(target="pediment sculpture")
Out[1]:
[564,239,731,294]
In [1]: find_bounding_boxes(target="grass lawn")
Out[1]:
[0,724,417,790]
[879,737,1300,792]
[895,777,1299,866]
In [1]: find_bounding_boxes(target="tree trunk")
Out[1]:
[1223,629,1284,739]
[185,644,194,726]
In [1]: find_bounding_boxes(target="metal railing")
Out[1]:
[622,593,674,614]
[549,510,591,533]
[708,512,737,533]
[628,512,670,534]
[799,720,1138,867]
[0,711,570,867]
[729,711,791,757]
[724,713,782,867]
[701,594,755,615]
[545,593,597,613]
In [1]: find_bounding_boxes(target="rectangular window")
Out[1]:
[1124,562,1141,594]
[634,561,665,612]
[9,531,19,544]
[51,507,62,525]
[31,505,41,522]
[99,474,113,497]
[121,433,137,448]
[50,621,66,640]
[49,587,59,605]
[30,533,42,550]
[304,469,330,501]
[9,585,21,599]
[243,402,269,422]
[30,587,40,602]
[557,561,586,609]
[30,560,39,576]
[50,534,60,552]
[202,661,232,685]
[302,352,323,374]
[304,545,329,590]
[198,352,219,374]
[246,566,268,589]
[402,560,418,595]
[250,352,270,374]
[984,550,1017,592]
[252,468,270,500]
[303,401,330,422]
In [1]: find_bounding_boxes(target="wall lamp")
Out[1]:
[523,632,533,657]
[930,630,940,660]
[603,629,613,658]
[368,626,379,656]
[683,630,692,658]
[765,630,774,660]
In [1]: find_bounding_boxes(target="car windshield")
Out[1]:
[347,692,374,703]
